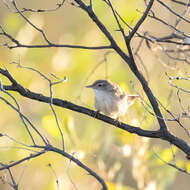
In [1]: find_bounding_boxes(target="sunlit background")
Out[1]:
[0,0,190,189]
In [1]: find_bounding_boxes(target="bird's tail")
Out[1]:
[127,95,141,106]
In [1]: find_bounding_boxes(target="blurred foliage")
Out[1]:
[0,0,190,190]
[42,115,63,139]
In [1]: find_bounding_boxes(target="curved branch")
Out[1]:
[0,145,108,190]
[3,82,161,138]
[128,0,154,41]
[0,25,111,50]
[9,44,112,50]
[157,0,190,24]
[72,0,169,135]
[171,0,190,6]
[0,150,46,171]
[74,0,130,61]
[48,145,108,190]
[20,0,65,13]
[1,68,190,157]
[0,68,159,138]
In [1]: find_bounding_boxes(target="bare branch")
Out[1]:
[105,0,127,45]
[12,60,66,150]
[171,0,190,7]
[0,25,111,50]
[0,150,46,171]
[73,0,129,59]
[21,0,66,13]
[154,150,190,175]
[147,12,190,38]
[66,153,79,190]
[128,0,154,41]
[0,96,47,145]
[1,68,190,157]
[1,0,190,184]
[47,163,60,190]
[168,75,190,93]
[48,146,108,190]
[157,0,190,24]
[11,0,51,44]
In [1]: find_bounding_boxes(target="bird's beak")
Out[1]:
[85,84,93,88]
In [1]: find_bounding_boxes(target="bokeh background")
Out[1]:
[0,0,190,189]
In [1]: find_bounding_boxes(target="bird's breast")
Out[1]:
[94,90,122,117]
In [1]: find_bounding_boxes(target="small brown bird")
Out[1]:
[86,80,140,119]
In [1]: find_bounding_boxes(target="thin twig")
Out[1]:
[0,24,111,50]
[48,163,60,190]
[11,0,51,44]
[154,150,190,175]
[66,153,79,190]
[21,0,66,13]
[12,60,66,150]
[7,168,18,190]
[128,0,154,41]
[157,0,190,24]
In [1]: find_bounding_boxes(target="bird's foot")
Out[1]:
[114,116,121,127]
[93,110,100,118]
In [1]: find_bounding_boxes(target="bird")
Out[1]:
[86,79,140,119]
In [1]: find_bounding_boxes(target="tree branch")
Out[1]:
[72,0,169,136]
[1,68,190,157]
[0,144,108,190]
[128,0,154,41]
[0,24,111,50]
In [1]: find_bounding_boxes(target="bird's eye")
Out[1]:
[98,83,103,87]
